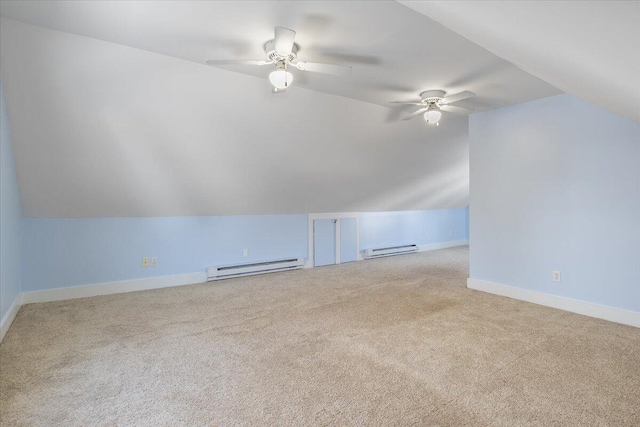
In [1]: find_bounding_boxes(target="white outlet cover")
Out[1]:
[243,249,248,257]
[151,257,158,267]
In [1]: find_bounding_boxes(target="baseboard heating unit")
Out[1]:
[364,244,418,259]
[207,258,305,281]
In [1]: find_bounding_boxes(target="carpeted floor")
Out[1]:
[1,246,639,426]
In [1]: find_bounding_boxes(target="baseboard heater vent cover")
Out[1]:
[207,258,305,281]
[364,244,418,259]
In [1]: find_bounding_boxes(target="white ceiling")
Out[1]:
[0,0,559,111]
[0,1,564,218]
[400,1,640,123]
[1,18,469,217]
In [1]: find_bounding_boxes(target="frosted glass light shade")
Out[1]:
[424,109,442,124]
[269,70,293,89]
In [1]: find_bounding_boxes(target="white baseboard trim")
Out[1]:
[467,278,640,328]
[16,241,469,308]
[1,293,23,343]
[419,240,469,252]
[22,272,207,305]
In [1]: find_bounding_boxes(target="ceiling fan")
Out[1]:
[391,90,476,125]
[205,27,352,93]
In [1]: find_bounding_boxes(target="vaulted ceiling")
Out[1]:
[0,1,569,217]
[400,1,640,123]
[0,1,559,112]
[0,17,470,217]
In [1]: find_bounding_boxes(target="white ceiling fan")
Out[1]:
[205,27,352,93]
[391,90,476,125]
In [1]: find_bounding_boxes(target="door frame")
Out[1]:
[307,212,361,268]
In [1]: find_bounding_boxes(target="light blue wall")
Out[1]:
[470,94,640,313]
[22,207,469,292]
[0,81,23,320]
[360,207,468,250]
[465,205,469,241]
[22,215,308,292]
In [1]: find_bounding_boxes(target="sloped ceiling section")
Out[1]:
[0,19,469,217]
[399,1,640,123]
[0,0,559,110]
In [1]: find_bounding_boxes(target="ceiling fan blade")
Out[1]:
[295,62,352,76]
[401,107,428,121]
[390,101,426,106]
[274,27,296,57]
[440,104,474,115]
[441,90,476,105]
[312,51,380,65]
[205,59,270,66]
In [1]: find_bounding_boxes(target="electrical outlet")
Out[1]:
[151,257,158,267]
[425,232,429,239]
[449,230,452,236]
[553,271,561,282]
[243,248,248,257]
[142,257,149,268]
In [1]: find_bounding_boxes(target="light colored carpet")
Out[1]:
[1,246,639,426]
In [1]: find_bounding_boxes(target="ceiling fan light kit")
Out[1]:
[424,107,442,125]
[268,61,293,89]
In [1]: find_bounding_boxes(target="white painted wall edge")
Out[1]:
[418,240,468,252]
[23,272,207,304]
[467,278,640,328]
[1,292,23,343]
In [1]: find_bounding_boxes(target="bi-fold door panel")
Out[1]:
[339,218,357,263]
[313,219,336,267]
[314,218,357,267]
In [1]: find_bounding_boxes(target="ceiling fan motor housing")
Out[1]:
[264,40,298,62]
[420,90,446,104]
